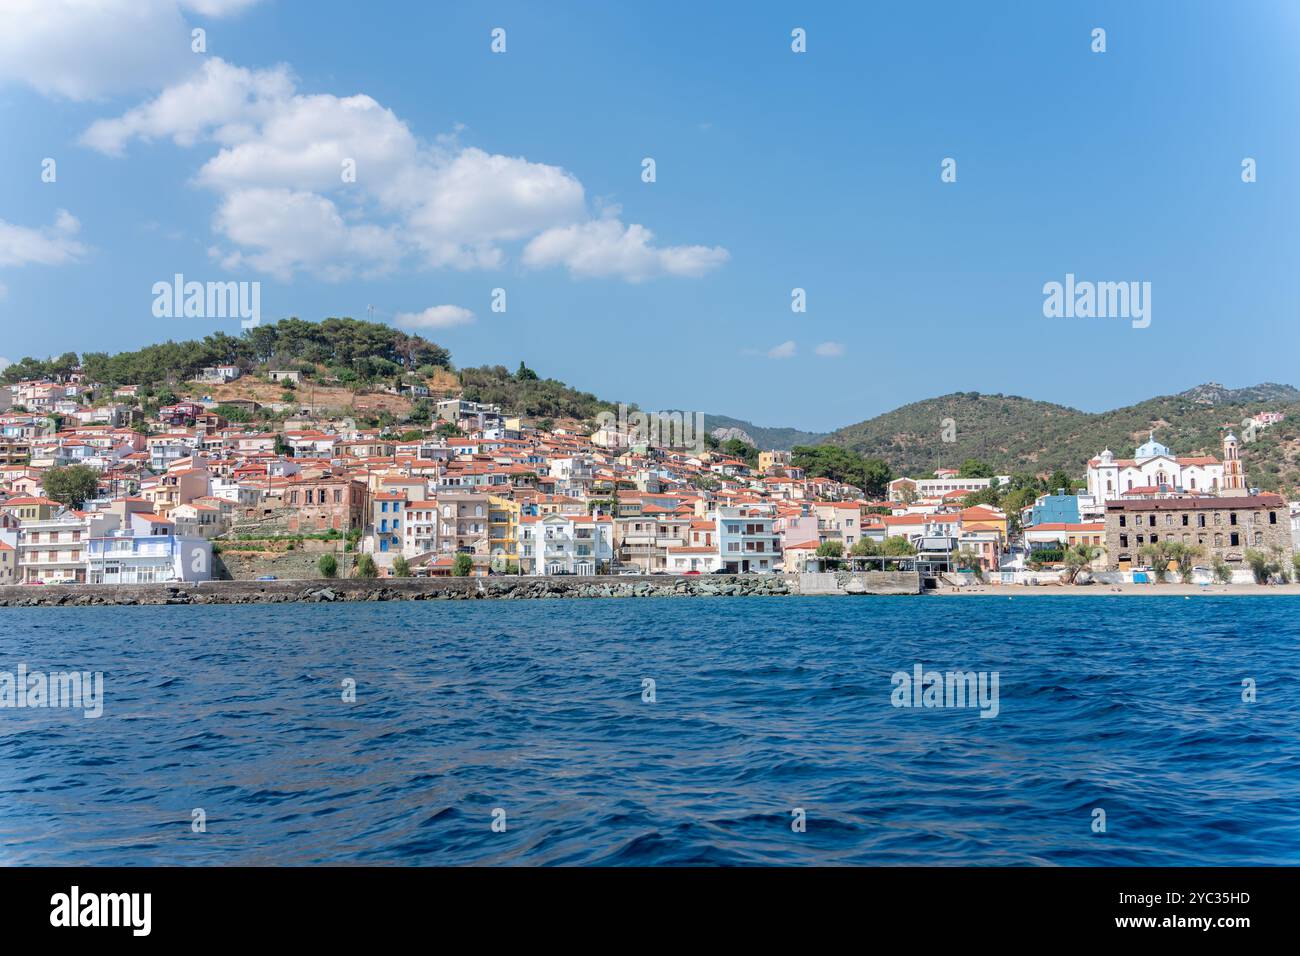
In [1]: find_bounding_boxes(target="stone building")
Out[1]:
[1104,493,1290,569]
[284,475,368,533]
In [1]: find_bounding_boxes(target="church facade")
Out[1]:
[1086,432,1237,503]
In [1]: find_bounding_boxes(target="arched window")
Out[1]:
[1214,533,1223,547]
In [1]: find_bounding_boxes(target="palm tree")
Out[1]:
[1062,542,1102,583]
[1138,542,1172,582]
[1165,542,1203,582]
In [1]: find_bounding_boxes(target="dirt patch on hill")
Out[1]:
[183,371,461,416]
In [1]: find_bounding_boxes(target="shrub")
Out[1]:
[317,553,338,578]
[354,553,378,579]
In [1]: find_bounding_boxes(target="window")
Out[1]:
[1119,534,1128,548]
[1181,514,1188,526]
[1119,515,1126,527]
[1229,512,1237,526]
[1230,533,1240,547]
[1270,511,1278,525]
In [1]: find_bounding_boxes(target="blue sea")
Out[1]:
[1,596,1297,866]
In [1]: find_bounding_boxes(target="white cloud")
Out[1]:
[0,357,11,372]
[78,56,725,282]
[767,340,797,359]
[394,305,476,330]
[178,0,263,14]
[81,58,296,155]
[0,0,264,102]
[523,218,729,281]
[814,341,845,357]
[212,188,401,281]
[0,210,86,267]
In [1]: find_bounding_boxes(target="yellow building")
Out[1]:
[487,494,521,570]
[0,496,63,522]
[959,506,1008,543]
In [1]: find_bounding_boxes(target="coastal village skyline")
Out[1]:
[0,319,1295,589]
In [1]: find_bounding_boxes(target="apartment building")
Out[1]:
[17,509,121,584]
[716,506,780,573]
[518,513,613,575]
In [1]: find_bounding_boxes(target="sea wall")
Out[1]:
[0,571,922,607]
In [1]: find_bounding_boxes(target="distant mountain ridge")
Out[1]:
[700,413,829,451]
[1177,382,1300,406]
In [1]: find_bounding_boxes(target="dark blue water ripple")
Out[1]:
[0,596,1297,865]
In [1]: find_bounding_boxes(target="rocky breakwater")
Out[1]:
[0,574,796,607]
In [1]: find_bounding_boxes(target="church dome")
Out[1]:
[1135,430,1171,459]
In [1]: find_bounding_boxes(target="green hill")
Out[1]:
[820,383,1300,493]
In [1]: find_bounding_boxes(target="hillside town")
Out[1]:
[0,361,1295,589]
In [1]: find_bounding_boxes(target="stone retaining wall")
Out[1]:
[0,571,922,607]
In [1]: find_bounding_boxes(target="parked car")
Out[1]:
[255,575,278,581]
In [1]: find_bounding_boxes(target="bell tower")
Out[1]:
[1222,432,1246,496]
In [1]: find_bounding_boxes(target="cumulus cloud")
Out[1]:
[523,218,728,282]
[814,341,845,357]
[81,58,296,155]
[0,210,86,267]
[394,305,476,330]
[77,54,725,282]
[0,0,264,101]
[211,188,402,281]
[767,340,797,359]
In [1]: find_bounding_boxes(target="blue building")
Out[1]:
[1026,494,1081,528]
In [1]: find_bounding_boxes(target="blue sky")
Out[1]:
[1,0,1298,431]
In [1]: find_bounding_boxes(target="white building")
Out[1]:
[518,513,613,575]
[888,473,1012,502]
[16,509,121,584]
[87,530,213,584]
[666,508,780,573]
[1086,432,1226,503]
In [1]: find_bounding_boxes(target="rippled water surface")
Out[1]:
[1,596,1297,865]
